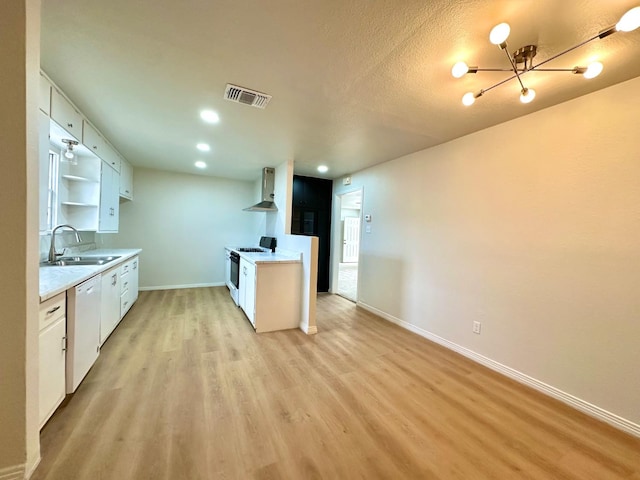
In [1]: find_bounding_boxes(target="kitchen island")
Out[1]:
[226,248,302,333]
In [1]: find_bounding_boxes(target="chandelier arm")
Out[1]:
[502,47,526,90]
[530,29,609,71]
[475,68,526,72]
[532,68,581,72]
[478,72,520,95]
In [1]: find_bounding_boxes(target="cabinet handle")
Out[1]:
[62,336,67,352]
[112,273,117,286]
[46,305,61,315]
[67,123,73,128]
[92,145,98,150]
[125,190,130,194]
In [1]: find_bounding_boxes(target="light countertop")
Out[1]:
[39,249,142,302]
[225,247,302,265]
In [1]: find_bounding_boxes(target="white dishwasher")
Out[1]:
[66,274,102,393]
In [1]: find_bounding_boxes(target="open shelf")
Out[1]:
[62,174,99,183]
[61,202,99,207]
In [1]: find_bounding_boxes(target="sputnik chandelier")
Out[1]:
[452,6,640,106]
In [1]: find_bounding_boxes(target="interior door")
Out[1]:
[342,216,360,263]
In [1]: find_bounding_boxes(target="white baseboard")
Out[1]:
[299,322,318,335]
[139,282,224,292]
[24,456,40,479]
[357,301,640,438]
[0,464,24,480]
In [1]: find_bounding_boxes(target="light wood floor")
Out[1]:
[33,288,640,479]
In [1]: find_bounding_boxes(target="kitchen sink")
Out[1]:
[43,255,121,266]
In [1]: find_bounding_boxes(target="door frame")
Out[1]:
[330,187,363,299]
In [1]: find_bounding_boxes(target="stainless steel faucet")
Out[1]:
[48,224,82,263]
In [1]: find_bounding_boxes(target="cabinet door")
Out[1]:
[100,267,120,345]
[39,73,51,115]
[39,317,66,427]
[119,158,133,199]
[101,143,121,173]
[82,120,104,159]
[225,251,231,289]
[239,258,248,311]
[99,162,120,232]
[39,110,51,232]
[50,88,83,140]
[130,257,139,304]
[244,261,256,327]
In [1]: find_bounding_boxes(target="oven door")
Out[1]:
[230,252,240,289]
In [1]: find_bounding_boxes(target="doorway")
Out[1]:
[337,190,361,302]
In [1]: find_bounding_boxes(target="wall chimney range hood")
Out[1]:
[244,167,278,212]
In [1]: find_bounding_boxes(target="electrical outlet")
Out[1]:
[473,321,481,334]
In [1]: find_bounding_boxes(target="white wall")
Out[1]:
[101,168,262,289]
[0,0,41,476]
[332,76,640,433]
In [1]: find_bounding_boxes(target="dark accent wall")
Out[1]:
[291,175,332,292]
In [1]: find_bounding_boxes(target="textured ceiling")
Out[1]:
[41,0,640,181]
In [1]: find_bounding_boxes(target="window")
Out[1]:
[46,150,59,231]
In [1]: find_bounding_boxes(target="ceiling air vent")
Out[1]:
[224,84,272,109]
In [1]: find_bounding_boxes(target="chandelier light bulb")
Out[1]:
[489,23,511,45]
[451,61,470,78]
[64,148,74,159]
[462,92,476,106]
[520,88,536,104]
[583,62,603,79]
[616,6,640,32]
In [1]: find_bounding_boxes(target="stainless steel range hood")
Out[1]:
[243,167,278,212]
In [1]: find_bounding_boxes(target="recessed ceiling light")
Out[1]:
[317,165,329,173]
[195,161,207,169]
[196,143,210,152]
[200,110,220,123]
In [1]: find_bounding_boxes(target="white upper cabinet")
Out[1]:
[39,73,51,115]
[119,157,133,199]
[50,88,83,141]
[82,120,104,158]
[101,142,121,174]
[98,161,120,232]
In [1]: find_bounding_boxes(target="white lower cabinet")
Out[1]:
[240,258,256,327]
[100,266,120,345]
[130,257,139,304]
[38,293,66,428]
[120,255,139,318]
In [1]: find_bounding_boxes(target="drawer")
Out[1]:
[120,277,130,295]
[121,291,131,314]
[39,292,66,331]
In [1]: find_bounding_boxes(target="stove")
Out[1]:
[235,236,277,253]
